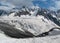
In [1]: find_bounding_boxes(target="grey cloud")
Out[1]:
[0,0,34,7]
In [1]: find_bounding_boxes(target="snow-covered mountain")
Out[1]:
[13,6,60,26]
[0,6,60,39]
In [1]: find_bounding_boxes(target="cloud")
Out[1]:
[49,0,60,11]
[1,0,60,11]
[55,1,60,9]
[41,0,47,1]
[0,0,34,7]
[34,0,47,1]
[49,7,56,11]
[0,2,15,10]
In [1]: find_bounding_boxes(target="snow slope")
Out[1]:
[0,14,59,36]
[0,30,60,43]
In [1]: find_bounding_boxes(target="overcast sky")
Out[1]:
[0,0,60,11]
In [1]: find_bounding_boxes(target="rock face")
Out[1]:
[14,6,31,17]
[0,10,7,15]
[57,9,60,18]
[0,22,35,38]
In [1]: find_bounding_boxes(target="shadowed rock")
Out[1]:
[0,22,34,38]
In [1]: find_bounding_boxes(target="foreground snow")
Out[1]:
[0,30,60,43]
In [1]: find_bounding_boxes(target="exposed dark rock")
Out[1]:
[0,22,34,38]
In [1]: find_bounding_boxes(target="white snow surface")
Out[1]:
[0,31,60,43]
[0,13,59,35]
[0,13,60,43]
